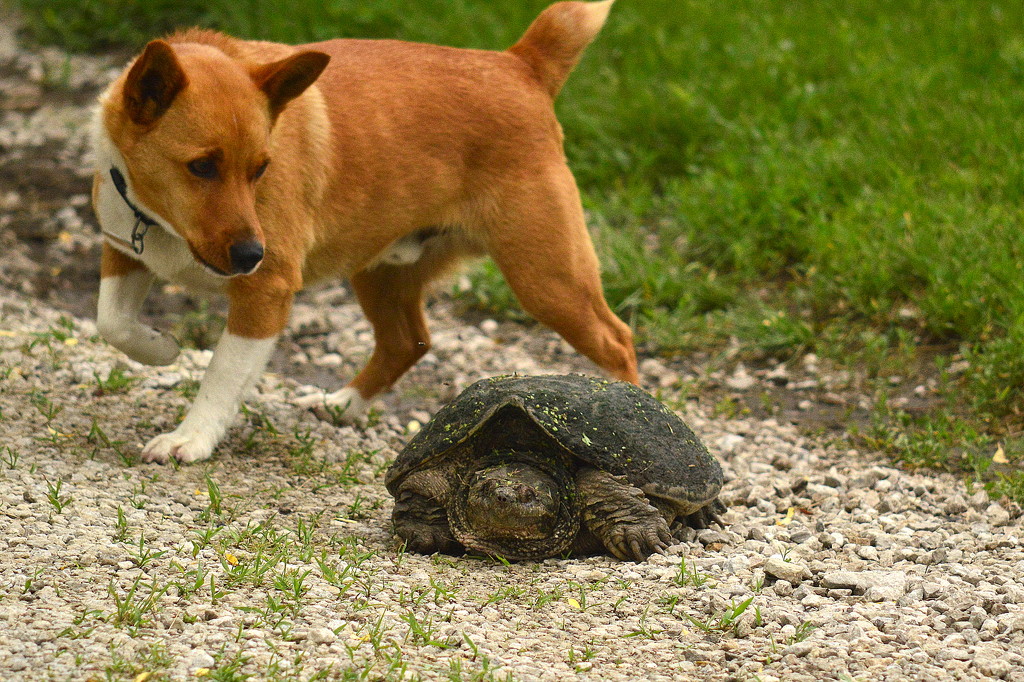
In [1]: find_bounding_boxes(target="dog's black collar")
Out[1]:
[109,167,159,255]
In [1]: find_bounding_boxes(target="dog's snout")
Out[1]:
[229,239,264,274]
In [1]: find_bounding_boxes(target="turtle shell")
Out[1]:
[386,374,723,514]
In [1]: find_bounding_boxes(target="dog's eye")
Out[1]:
[252,160,270,181]
[187,158,218,179]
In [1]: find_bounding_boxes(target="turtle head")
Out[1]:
[465,462,560,540]
[449,450,581,560]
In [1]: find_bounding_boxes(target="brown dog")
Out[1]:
[92,0,638,463]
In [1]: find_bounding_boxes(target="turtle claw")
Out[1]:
[658,523,675,547]
[607,518,673,562]
[682,499,726,530]
[401,527,463,556]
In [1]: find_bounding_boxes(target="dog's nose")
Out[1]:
[229,240,264,274]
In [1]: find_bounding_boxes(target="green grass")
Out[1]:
[15,0,211,52]
[14,0,1024,496]
[854,397,1024,503]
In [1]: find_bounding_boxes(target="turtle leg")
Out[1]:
[576,467,674,562]
[393,493,462,555]
[391,470,463,556]
[676,499,726,531]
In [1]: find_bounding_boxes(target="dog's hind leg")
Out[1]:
[295,242,461,422]
[486,167,639,384]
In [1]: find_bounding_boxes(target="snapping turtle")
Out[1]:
[385,374,724,561]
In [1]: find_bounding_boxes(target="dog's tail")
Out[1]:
[508,0,614,99]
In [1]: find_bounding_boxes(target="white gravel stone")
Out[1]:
[716,433,745,454]
[764,557,810,584]
[187,650,215,670]
[308,627,337,644]
[725,364,756,391]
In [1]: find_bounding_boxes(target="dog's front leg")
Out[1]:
[141,275,293,464]
[140,331,277,463]
[97,244,180,366]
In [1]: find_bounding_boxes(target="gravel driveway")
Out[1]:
[1,11,1023,681]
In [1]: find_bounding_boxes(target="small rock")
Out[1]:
[897,588,924,606]
[716,434,745,454]
[764,557,810,584]
[918,548,947,565]
[725,365,756,391]
[969,490,990,510]
[316,353,343,367]
[308,627,336,644]
[855,545,879,561]
[822,472,846,488]
[820,570,908,600]
[1000,613,1024,634]
[974,654,1012,679]
[948,359,971,374]
[657,371,680,389]
[773,581,793,597]
[782,641,813,657]
[153,372,183,388]
[766,365,789,386]
[188,650,216,670]
[639,358,668,378]
[939,648,972,662]
[697,530,729,546]
[986,503,1011,527]
[789,529,812,544]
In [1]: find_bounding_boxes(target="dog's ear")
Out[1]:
[252,51,331,119]
[123,40,188,126]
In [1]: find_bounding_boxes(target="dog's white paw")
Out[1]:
[114,326,180,366]
[138,329,181,366]
[141,428,216,464]
[294,386,369,424]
